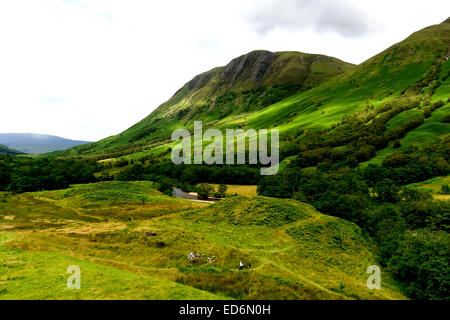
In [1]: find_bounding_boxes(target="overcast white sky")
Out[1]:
[0,0,449,141]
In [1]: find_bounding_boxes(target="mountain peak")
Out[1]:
[182,50,353,98]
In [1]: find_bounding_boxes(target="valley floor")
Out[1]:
[0,181,406,300]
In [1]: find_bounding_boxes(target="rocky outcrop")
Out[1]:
[176,50,352,98]
[220,50,277,88]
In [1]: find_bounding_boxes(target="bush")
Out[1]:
[373,179,400,203]
[214,184,227,198]
[157,178,173,196]
[197,183,214,199]
[441,114,450,123]
[432,100,445,109]
[388,230,450,300]
[440,184,450,195]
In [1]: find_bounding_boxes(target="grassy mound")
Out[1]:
[184,196,316,227]
[36,181,160,202]
[32,181,206,221]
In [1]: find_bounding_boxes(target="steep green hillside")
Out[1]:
[56,19,449,164]
[237,19,450,135]
[58,50,354,157]
[0,181,405,300]
[0,144,23,155]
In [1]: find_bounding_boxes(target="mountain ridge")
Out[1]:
[59,50,354,156]
[0,133,91,154]
[54,20,449,160]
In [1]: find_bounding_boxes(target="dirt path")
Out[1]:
[172,187,216,203]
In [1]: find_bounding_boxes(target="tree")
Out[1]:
[197,183,214,200]
[157,177,173,196]
[214,184,227,198]
[373,179,400,203]
[388,230,450,300]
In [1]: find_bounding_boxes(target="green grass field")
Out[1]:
[407,176,450,200]
[198,184,257,197]
[0,181,406,300]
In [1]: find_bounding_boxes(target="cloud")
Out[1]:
[43,96,69,104]
[249,0,371,37]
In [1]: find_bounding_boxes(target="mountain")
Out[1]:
[0,144,24,155]
[123,50,354,142]
[60,19,449,160]
[63,50,354,156]
[239,18,450,134]
[0,133,91,154]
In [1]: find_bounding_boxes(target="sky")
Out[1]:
[0,0,449,141]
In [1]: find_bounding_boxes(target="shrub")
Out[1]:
[197,183,214,199]
[432,100,445,109]
[373,179,400,203]
[157,178,173,196]
[441,114,450,123]
[440,184,450,195]
[214,184,227,198]
[388,230,450,300]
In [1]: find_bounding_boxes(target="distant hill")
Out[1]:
[0,133,91,154]
[0,144,24,155]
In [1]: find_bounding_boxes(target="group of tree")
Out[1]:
[281,96,444,169]
[117,161,260,186]
[0,155,99,193]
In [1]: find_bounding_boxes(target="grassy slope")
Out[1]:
[407,176,450,200]
[361,58,450,166]
[238,23,449,134]
[0,181,405,300]
[57,21,450,171]
[209,184,257,197]
[57,51,354,156]
[0,144,24,155]
[0,236,222,300]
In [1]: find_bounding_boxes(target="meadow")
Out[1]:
[199,184,257,197]
[407,176,450,200]
[0,181,405,300]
